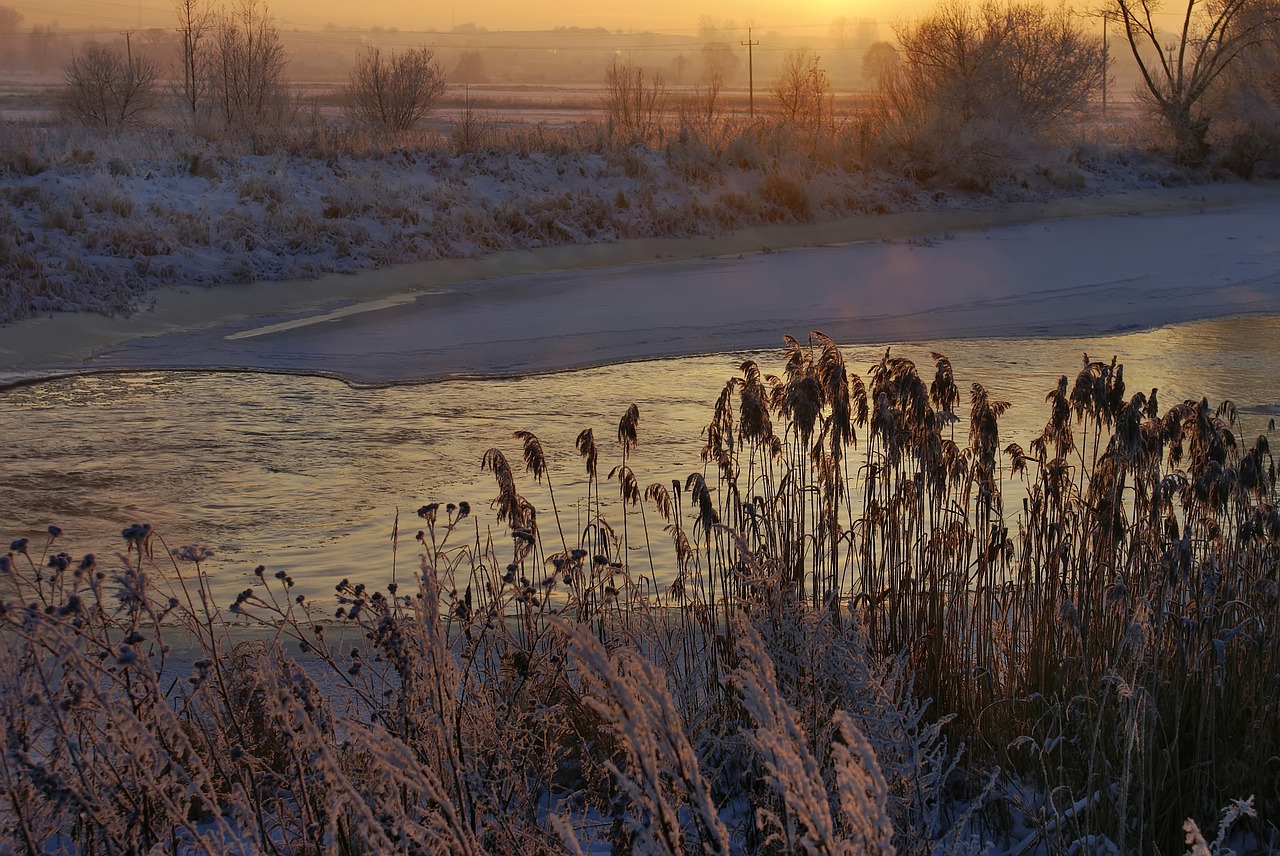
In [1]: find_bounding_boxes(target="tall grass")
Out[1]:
[2,335,1275,853]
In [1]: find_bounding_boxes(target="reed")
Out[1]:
[1,335,1275,853]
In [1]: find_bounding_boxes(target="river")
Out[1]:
[5,314,1279,605]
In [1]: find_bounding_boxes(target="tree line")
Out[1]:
[48,0,1280,173]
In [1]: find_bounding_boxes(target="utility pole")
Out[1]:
[120,29,134,62]
[741,27,758,119]
[1101,15,1108,117]
[1083,9,1114,119]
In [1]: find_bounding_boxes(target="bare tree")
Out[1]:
[1113,0,1280,165]
[874,1,1103,185]
[601,57,667,143]
[61,42,162,128]
[696,14,735,42]
[343,46,446,134]
[26,24,55,74]
[677,69,726,144]
[0,6,21,70]
[853,19,879,48]
[771,48,833,133]
[175,0,212,127]
[892,2,1102,134]
[209,0,290,136]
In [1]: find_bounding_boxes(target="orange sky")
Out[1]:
[10,0,923,37]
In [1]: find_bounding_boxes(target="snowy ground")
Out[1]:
[1,116,1278,384]
[0,128,946,323]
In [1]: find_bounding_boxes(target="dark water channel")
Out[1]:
[5,315,1280,605]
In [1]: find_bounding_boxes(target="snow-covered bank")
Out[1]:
[0,132,944,323]
[3,179,1279,386]
[0,119,1234,328]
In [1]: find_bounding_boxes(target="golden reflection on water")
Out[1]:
[5,315,1279,604]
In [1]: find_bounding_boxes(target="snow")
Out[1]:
[1,122,1279,385]
[0,133,939,322]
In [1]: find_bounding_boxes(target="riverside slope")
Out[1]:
[3,181,1278,386]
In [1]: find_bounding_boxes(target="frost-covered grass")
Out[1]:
[0,115,1190,326]
[2,337,1277,853]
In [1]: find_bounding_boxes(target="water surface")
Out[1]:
[6,315,1279,604]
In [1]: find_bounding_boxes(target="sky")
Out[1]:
[9,0,928,37]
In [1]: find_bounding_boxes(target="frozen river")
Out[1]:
[5,313,1280,605]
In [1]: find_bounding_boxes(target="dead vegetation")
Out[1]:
[2,337,1276,852]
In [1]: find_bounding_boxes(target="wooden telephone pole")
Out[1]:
[741,27,759,118]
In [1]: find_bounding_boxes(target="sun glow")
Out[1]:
[23,0,921,35]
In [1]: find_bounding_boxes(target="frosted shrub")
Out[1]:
[733,619,895,855]
[873,1,1103,188]
[759,171,814,221]
[343,46,447,136]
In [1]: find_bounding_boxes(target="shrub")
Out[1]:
[60,43,161,129]
[771,48,834,140]
[601,57,667,145]
[207,0,292,137]
[873,1,1103,187]
[759,171,813,220]
[343,46,447,135]
[1204,10,1280,176]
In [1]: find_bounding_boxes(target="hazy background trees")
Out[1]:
[452,51,488,85]
[11,0,1278,181]
[0,6,22,71]
[861,42,900,87]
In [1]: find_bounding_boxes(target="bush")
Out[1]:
[771,48,833,139]
[759,171,813,220]
[872,0,1103,187]
[208,0,292,137]
[1205,11,1280,177]
[343,46,447,135]
[60,43,161,129]
[601,57,667,145]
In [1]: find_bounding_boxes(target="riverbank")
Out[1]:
[3,179,1279,386]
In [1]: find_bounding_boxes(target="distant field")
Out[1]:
[0,73,1139,130]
